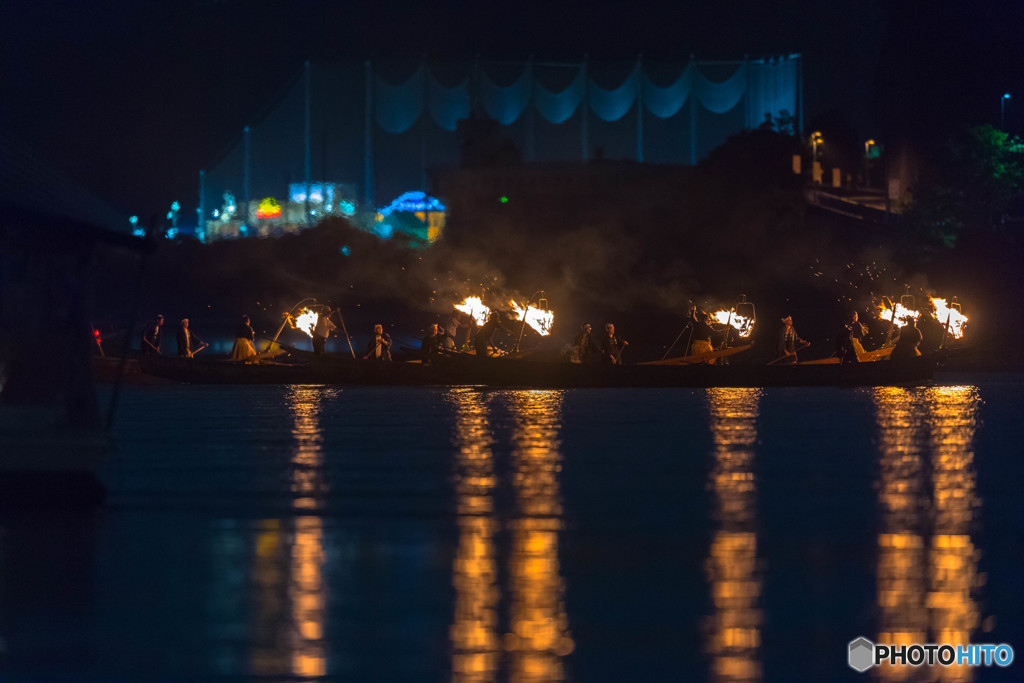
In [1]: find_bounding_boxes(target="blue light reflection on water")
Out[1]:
[0,378,1021,681]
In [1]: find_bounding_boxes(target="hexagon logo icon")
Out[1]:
[848,637,875,672]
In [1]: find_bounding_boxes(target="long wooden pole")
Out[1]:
[885,298,897,345]
[614,340,629,364]
[719,309,734,350]
[335,310,356,359]
[661,323,690,360]
[766,342,809,365]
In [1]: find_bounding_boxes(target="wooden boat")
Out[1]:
[799,342,894,364]
[639,344,754,366]
[137,353,451,386]
[136,350,941,388]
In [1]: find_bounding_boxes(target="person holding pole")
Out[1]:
[177,318,207,358]
[364,324,392,361]
[141,314,164,354]
[600,323,628,365]
[836,310,867,364]
[775,315,809,364]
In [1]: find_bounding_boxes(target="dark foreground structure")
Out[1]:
[0,138,145,505]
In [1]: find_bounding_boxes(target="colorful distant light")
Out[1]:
[255,197,282,219]
[377,191,446,217]
[500,196,508,204]
[288,182,335,204]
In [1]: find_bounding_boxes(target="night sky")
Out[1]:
[2,0,1021,223]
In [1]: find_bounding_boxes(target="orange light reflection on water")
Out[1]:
[705,388,763,683]
[508,391,573,682]
[451,388,500,681]
[250,386,328,678]
[449,389,572,683]
[873,386,981,682]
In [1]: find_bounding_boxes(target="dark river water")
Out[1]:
[1,374,1022,681]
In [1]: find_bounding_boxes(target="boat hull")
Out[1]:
[137,353,939,388]
[138,355,452,386]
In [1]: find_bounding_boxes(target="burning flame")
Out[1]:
[930,297,968,339]
[454,297,490,326]
[455,296,554,336]
[292,308,319,338]
[711,309,754,338]
[876,300,920,328]
[510,300,554,336]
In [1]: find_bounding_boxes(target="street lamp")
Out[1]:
[810,131,823,160]
[864,139,875,188]
[1001,93,1011,130]
[810,131,823,184]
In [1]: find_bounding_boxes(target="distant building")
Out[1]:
[203,182,359,240]
[431,117,691,238]
[199,56,803,225]
[433,157,691,236]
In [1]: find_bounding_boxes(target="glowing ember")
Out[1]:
[455,297,490,326]
[293,308,319,338]
[509,299,555,336]
[876,300,921,327]
[930,297,968,339]
[711,309,754,338]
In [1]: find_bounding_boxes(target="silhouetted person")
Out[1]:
[141,314,164,354]
[836,310,867,364]
[313,307,336,357]
[231,314,257,362]
[600,323,628,365]
[573,323,599,363]
[891,318,923,360]
[690,308,715,357]
[364,324,392,361]
[444,309,467,351]
[474,311,508,358]
[176,318,205,358]
[775,315,808,364]
[421,323,444,364]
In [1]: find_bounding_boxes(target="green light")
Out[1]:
[500,196,508,204]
